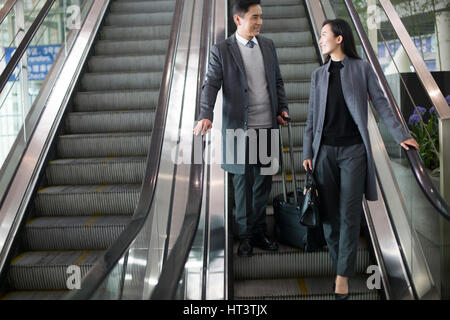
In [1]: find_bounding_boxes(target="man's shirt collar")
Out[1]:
[235,32,258,47]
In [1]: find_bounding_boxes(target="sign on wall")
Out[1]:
[4,44,61,81]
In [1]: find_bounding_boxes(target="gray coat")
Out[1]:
[303,55,412,201]
[199,33,288,174]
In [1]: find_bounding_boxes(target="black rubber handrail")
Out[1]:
[343,0,450,221]
[0,0,18,26]
[66,0,185,299]
[0,0,56,94]
[150,0,212,300]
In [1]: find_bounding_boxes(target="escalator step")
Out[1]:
[100,25,171,41]
[88,54,166,73]
[22,216,131,250]
[280,62,320,81]
[80,71,162,91]
[7,251,103,290]
[65,110,155,133]
[34,184,141,217]
[285,101,308,122]
[110,0,175,14]
[262,17,309,32]
[57,132,151,158]
[264,31,313,47]
[276,46,317,63]
[234,277,379,300]
[74,89,159,112]
[233,243,370,280]
[284,81,311,100]
[261,4,306,19]
[94,39,169,56]
[46,157,146,185]
[105,12,174,27]
[1,290,69,300]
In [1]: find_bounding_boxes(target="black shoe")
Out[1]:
[333,281,349,300]
[251,233,278,251]
[238,238,253,257]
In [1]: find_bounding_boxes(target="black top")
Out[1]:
[322,60,363,146]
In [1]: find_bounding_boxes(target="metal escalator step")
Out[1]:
[279,121,306,147]
[262,31,313,47]
[234,241,370,280]
[261,4,305,18]
[88,54,166,73]
[74,89,159,112]
[7,251,103,290]
[1,290,69,300]
[261,0,301,6]
[280,62,320,81]
[94,39,169,56]
[46,157,146,185]
[57,132,151,158]
[234,277,379,300]
[23,216,131,250]
[262,17,309,32]
[284,80,310,100]
[100,25,171,41]
[110,0,175,14]
[276,46,317,63]
[105,12,174,27]
[65,110,155,133]
[285,101,308,122]
[81,71,162,91]
[34,184,141,217]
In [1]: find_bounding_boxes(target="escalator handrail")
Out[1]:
[66,0,185,300]
[0,0,18,26]
[343,0,450,221]
[150,0,211,300]
[0,0,56,95]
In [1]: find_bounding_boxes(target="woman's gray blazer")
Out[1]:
[303,55,412,201]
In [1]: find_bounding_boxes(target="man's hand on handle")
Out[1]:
[277,111,290,125]
[193,119,212,136]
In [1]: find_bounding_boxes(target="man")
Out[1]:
[193,0,289,257]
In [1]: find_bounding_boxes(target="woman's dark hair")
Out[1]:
[232,0,261,18]
[322,18,361,62]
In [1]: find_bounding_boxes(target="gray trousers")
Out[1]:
[314,143,367,277]
[233,129,273,239]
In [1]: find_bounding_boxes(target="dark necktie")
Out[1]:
[246,40,255,48]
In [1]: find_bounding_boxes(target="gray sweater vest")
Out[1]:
[237,41,273,129]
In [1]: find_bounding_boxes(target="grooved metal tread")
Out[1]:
[234,277,379,300]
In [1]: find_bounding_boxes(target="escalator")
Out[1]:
[1,0,446,301]
[231,0,377,300]
[0,0,176,299]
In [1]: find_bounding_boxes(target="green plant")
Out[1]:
[408,106,440,172]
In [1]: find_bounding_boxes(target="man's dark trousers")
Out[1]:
[314,143,367,277]
[233,128,273,240]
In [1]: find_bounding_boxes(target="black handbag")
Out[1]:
[299,168,321,227]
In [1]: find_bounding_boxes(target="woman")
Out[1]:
[302,19,419,300]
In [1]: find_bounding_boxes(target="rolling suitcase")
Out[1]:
[273,117,326,252]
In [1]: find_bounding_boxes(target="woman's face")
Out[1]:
[319,23,342,56]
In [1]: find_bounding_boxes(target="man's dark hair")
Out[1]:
[232,0,261,18]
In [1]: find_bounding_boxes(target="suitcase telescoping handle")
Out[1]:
[278,115,298,204]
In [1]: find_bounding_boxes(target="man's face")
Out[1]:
[234,4,263,39]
